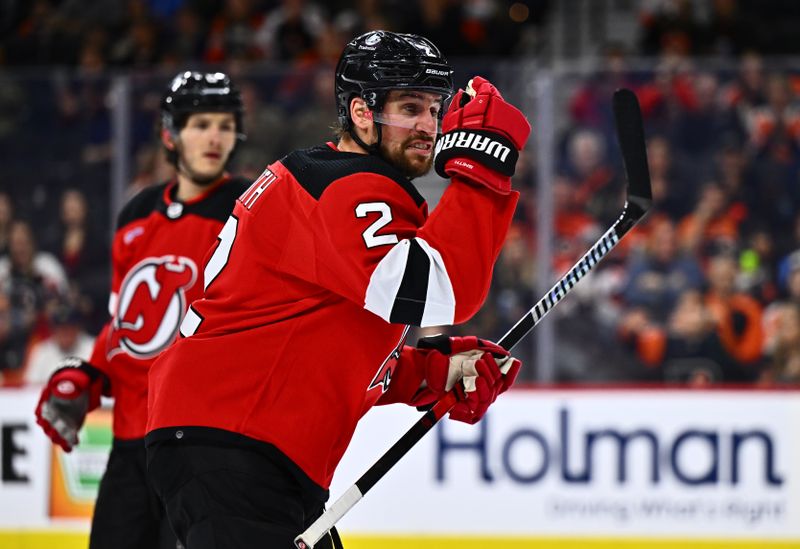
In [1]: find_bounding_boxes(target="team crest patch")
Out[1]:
[107,255,198,360]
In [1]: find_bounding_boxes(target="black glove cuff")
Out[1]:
[416,333,452,354]
[434,129,519,179]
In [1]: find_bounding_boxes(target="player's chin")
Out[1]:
[192,163,226,183]
[403,152,433,178]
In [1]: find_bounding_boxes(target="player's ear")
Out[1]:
[161,128,177,150]
[350,97,373,132]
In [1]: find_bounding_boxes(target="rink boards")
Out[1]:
[0,386,798,548]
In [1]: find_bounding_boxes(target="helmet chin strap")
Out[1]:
[349,119,383,155]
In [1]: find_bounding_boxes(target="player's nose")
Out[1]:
[415,112,437,135]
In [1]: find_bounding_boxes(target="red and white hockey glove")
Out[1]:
[417,334,521,424]
[34,358,105,452]
[434,76,531,194]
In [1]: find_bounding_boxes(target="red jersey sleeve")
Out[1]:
[309,173,517,327]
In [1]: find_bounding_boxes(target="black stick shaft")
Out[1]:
[498,193,652,352]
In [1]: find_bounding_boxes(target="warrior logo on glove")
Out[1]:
[434,76,531,194]
[107,255,198,360]
[435,131,513,164]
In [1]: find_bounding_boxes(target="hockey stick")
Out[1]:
[294,88,652,549]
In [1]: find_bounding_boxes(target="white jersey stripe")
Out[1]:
[364,239,410,322]
[363,237,455,327]
[416,237,455,326]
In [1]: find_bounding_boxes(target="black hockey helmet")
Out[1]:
[160,71,245,164]
[334,30,454,132]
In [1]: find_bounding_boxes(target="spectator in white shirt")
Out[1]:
[25,303,94,385]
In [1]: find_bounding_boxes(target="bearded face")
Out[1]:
[373,90,442,179]
[378,130,435,178]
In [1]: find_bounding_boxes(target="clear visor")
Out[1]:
[371,111,442,135]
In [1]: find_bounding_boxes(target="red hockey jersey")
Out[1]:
[89,176,250,439]
[146,144,517,489]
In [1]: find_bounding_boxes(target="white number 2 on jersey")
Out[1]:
[182,215,239,338]
[355,202,398,248]
[204,215,238,290]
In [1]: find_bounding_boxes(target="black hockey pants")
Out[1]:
[90,439,179,549]
[147,442,342,549]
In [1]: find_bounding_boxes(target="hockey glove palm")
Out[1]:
[434,76,531,194]
[35,358,104,452]
[417,335,521,424]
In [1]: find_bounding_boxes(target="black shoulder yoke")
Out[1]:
[116,184,166,230]
[281,146,426,207]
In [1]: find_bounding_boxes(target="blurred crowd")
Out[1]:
[476,48,800,387]
[1,0,800,387]
[0,0,547,70]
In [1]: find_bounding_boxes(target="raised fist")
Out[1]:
[434,76,531,194]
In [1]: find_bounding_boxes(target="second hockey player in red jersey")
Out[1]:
[146,31,531,549]
[35,71,252,548]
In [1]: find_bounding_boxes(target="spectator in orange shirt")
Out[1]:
[618,289,738,384]
[704,251,764,378]
[677,180,745,255]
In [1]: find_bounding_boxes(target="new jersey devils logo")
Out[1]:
[107,255,198,360]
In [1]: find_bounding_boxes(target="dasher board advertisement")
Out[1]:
[1,386,798,546]
[331,388,799,541]
[0,387,111,527]
[0,387,51,526]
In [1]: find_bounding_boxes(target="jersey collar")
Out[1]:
[162,174,232,220]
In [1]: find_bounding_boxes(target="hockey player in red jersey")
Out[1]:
[34,71,252,549]
[146,31,531,549]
